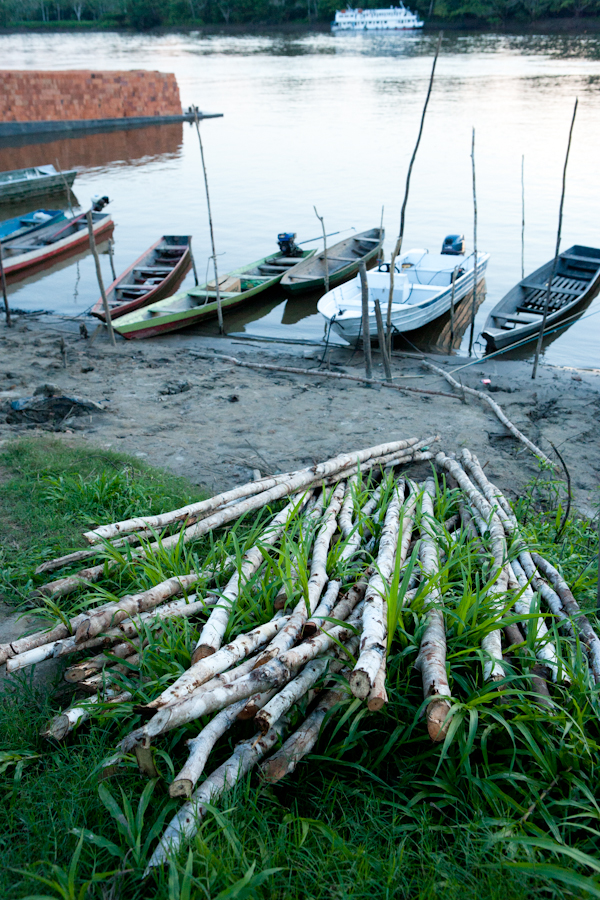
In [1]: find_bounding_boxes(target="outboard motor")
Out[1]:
[277,232,302,257]
[441,234,465,255]
[91,194,110,212]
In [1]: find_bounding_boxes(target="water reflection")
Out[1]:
[0,124,183,174]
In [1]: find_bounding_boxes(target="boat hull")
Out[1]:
[114,248,316,340]
[482,246,600,352]
[323,256,489,342]
[280,228,384,294]
[0,170,77,204]
[91,237,191,320]
[3,214,114,284]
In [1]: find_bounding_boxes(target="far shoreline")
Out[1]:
[2,17,600,38]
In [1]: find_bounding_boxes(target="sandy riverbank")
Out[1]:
[1,314,599,516]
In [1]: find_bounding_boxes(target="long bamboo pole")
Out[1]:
[108,237,117,282]
[314,206,329,295]
[386,31,442,355]
[0,239,11,328]
[467,127,478,356]
[374,298,392,382]
[86,211,115,347]
[359,261,373,381]
[193,107,223,334]
[449,264,458,352]
[532,99,578,380]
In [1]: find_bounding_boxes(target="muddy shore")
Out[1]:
[1,314,599,517]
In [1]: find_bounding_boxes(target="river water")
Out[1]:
[2,29,600,366]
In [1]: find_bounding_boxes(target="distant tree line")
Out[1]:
[0,0,598,30]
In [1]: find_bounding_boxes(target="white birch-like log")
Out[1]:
[349,482,402,699]
[531,552,600,683]
[338,485,384,563]
[35,527,160,574]
[169,699,249,797]
[147,615,290,709]
[254,482,346,665]
[459,449,518,535]
[192,496,306,663]
[5,596,207,673]
[414,479,452,741]
[339,475,360,538]
[510,559,560,681]
[436,453,507,679]
[64,640,141,683]
[145,722,285,871]
[422,360,557,469]
[135,606,363,745]
[42,690,132,741]
[367,656,388,712]
[303,572,370,640]
[260,679,349,783]
[74,574,202,643]
[302,580,341,635]
[518,552,575,637]
[236,688,280,720]
[255,634,360,735]
[88,437,423,543]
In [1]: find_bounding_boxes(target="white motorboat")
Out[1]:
[317,237,490,343]
[332,4,424,31]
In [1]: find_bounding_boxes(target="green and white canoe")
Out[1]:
[113,246,316,340]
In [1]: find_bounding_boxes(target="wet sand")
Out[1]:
[1,314,599,517]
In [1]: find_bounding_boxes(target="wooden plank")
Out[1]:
[522,281,582,297]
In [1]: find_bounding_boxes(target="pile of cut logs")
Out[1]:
[2,436,598,871]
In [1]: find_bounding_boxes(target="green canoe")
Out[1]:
[113,246,316,340]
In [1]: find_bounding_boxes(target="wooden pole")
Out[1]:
[449,264,458,353]
[532,99,578,380]
[108,238,117,282]
[314,206,329,295]
[468,127,478,356]
[188,236,199,286]
[359,261,372,381]
[374,298,392,382]
[193,108,224,334]
[386,31,442,356]
[86,210,116,347]
[55,158,73,218]
[521,154,525,282]
[0,239,11,328]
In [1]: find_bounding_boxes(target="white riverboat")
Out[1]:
[317,239,490,343]
[332,4,424,31]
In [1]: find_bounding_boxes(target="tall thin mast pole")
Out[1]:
[532,99,577,380]
[194,108,223,334]
[521,154,525,282]
[468,127,478,356]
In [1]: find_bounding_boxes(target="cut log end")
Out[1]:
[191,645,216,665]
[254,711,270,735]
[41,715,70,741]
[169,778,193,798]
[237,701,260,721]
[426,699,451,742]
[367,689,388,712]
[348,668,372,701]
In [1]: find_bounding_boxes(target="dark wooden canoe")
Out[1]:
[91,236,191,320]
[280,227,384,293]
[482,245,600,352]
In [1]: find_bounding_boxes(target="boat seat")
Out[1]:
[522,281,582,296]
[561,253,600,266]
[359,238,381,243]
[116,284,152,292]
[498,312,543,325]
[266,258,303,266]
[133,266,173,274]
[148,307,188,316]
[322,255,359,263]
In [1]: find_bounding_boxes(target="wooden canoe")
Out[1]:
[481,245,600,352]
[1,210,113,284]
[0,165,77,204]
[113,247,316,340]
[91,236,192,321]
[280,227,384,294]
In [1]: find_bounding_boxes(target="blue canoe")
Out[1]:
[0,209,66,241]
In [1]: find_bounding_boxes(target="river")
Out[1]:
[1,29,600,366]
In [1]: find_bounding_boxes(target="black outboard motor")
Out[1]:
[91,195,110,212]
[441,234,465,255]
[277,232,302,257]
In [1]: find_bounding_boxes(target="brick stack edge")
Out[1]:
[0,70,182,122]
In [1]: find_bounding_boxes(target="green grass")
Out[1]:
[1,439,600,900]
[0,436,207,609]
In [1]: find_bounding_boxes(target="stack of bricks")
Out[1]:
[0,70,182,122]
